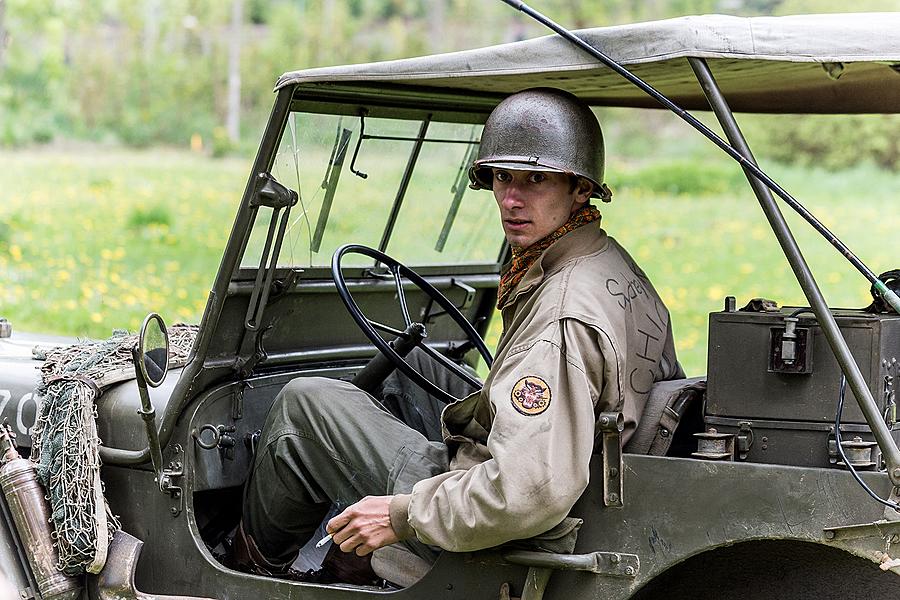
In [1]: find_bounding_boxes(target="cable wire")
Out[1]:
[834,374,900,512]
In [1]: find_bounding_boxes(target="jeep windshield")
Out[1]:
[241,98,503,271]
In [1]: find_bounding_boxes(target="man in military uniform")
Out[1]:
[236,88,682,575]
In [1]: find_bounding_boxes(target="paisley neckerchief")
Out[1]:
[496,204,602,309]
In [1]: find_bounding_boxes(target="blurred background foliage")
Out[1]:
[0,0,898,165]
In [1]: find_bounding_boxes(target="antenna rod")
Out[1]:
[500,0,900,313]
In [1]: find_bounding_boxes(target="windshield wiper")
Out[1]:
[435,140,479,252]
[377,116,432,254]
[311,126,353,252]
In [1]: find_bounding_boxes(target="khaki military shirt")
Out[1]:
[390,223,681,552]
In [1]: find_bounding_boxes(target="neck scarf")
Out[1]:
[496,204,601,309]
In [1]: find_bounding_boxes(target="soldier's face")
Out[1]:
[492,169,591,250]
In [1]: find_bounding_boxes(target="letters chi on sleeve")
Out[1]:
[510,375,552,416]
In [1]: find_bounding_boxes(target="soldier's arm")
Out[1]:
[392,318,603,552]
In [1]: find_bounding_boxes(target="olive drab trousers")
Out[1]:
[242,351,478,565]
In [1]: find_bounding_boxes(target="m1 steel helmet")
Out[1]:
[469,88,612,201]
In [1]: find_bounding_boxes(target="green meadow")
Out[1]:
[1,139,897,377]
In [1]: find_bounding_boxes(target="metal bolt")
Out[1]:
[761,437,768,443]
[625,566,636,576]
[609,467,619,477]
[660,429,669,437]
[824,530,835,540]
[600,416,609,427]
[610,554,620,564]
[892,468,900,480]
[170,507,179,516]
[608,493,619,503]
[445,584,453,591]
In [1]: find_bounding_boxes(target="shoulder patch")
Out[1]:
[510,376,552,416]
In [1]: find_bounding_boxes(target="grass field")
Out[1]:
[2,143,898,376]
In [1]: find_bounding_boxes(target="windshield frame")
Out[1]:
[232,85,509,279]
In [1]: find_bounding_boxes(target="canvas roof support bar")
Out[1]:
[500,0,900,317]
[688,56,900,487]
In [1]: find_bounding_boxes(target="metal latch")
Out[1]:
[769,318,813,374]
[598,412,624,507]
[883,357,898,427]
[736,421,754,460]
[451,279,476,311]
[423,279,477,323]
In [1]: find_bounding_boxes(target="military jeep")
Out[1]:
[2,10,900,600]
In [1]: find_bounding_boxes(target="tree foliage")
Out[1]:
[0,0,897,168]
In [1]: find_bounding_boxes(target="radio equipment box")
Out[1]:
[704,304,900,468]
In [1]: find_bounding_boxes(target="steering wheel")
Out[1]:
[332,244,493,404]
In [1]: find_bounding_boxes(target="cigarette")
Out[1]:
[315,533,333,548]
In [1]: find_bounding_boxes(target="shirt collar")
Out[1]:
[500,222,609,309]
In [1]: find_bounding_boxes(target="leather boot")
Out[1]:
[230,522,294,576]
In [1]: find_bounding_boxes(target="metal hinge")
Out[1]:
[158,444,185,517]
[598,412,624,507]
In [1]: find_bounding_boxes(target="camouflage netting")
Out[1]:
[30,324,198,576]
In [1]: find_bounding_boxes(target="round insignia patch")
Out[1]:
[510,376,552,416]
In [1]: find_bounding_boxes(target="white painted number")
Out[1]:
[0,390,39,436]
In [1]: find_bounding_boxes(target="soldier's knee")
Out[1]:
[269,377,350,429]
[281,377,336,404]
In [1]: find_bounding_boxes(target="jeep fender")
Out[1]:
[87,530,213,600]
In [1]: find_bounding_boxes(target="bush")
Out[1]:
[127,205,172,229]
[615,159,746,196]
[0,219,10,248]
[743,114,900,170]
[210,127,237,158]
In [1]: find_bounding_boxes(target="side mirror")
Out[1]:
[133,313,168,480]
[138,313,169,388]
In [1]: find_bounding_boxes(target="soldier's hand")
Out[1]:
[327,495,400,556]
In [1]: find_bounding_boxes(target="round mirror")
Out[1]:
[139,313,169,388]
